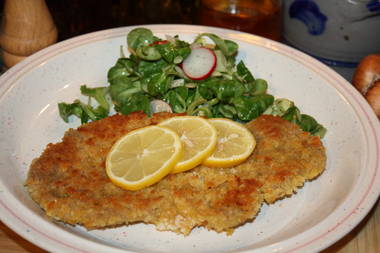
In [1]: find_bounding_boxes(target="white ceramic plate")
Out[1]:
[0,25,379,253]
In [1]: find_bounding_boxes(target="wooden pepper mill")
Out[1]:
[0,0,58,68]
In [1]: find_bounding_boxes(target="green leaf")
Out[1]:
[127,28,155,50]
[118,94,152,116]
[58,100,108,124]
[163,86,188,113]
[213,50,228,74]
[282,106,301,124]
[58,102,80,123]
[147,72,171,96]
[299,114,327,138]
[195,33,238,57]
[80,85,110,112]
[138,59,168,77]
[198,79,218,100]
[186,88,207,115]
[281,107,326,137]
[155,40,191,63]
[264,98,294,116]
[136,45,162,61]
[192,106,213,118]
[109,79,142,105]
[236,61,255,82]
[252,79,268,95]
[215,104,237,119]
[107,58,138,85]
[232,94,274,121]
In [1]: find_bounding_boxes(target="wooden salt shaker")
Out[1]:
[0,0,57,68]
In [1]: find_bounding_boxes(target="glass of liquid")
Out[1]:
[198,0,282,41]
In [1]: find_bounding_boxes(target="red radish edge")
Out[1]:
[150,40,169,46]
[153,40,169,45]
[181,47,217,80]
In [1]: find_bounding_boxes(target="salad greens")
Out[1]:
[264,99,326,137]
[58,85,109,124]
[58,27,326,138]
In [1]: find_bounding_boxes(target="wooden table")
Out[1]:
[1,199,379,253]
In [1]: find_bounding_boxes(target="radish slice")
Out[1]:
[182,47,217,80]
[150,99,172,113]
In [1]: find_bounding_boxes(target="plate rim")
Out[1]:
[0,24,379,253]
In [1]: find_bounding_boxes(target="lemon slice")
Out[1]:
[158,116,217,173]
[106,125,183,191]
[203,118,256,167]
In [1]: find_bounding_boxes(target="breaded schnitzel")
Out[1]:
[25,112,326,235]
[245,116,326,203]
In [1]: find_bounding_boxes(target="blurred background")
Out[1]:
[1,0,379,80]
[38,0,281,42]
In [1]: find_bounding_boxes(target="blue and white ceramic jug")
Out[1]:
[283,0,380,80]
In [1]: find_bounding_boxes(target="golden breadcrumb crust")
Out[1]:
[26,112,326,235]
